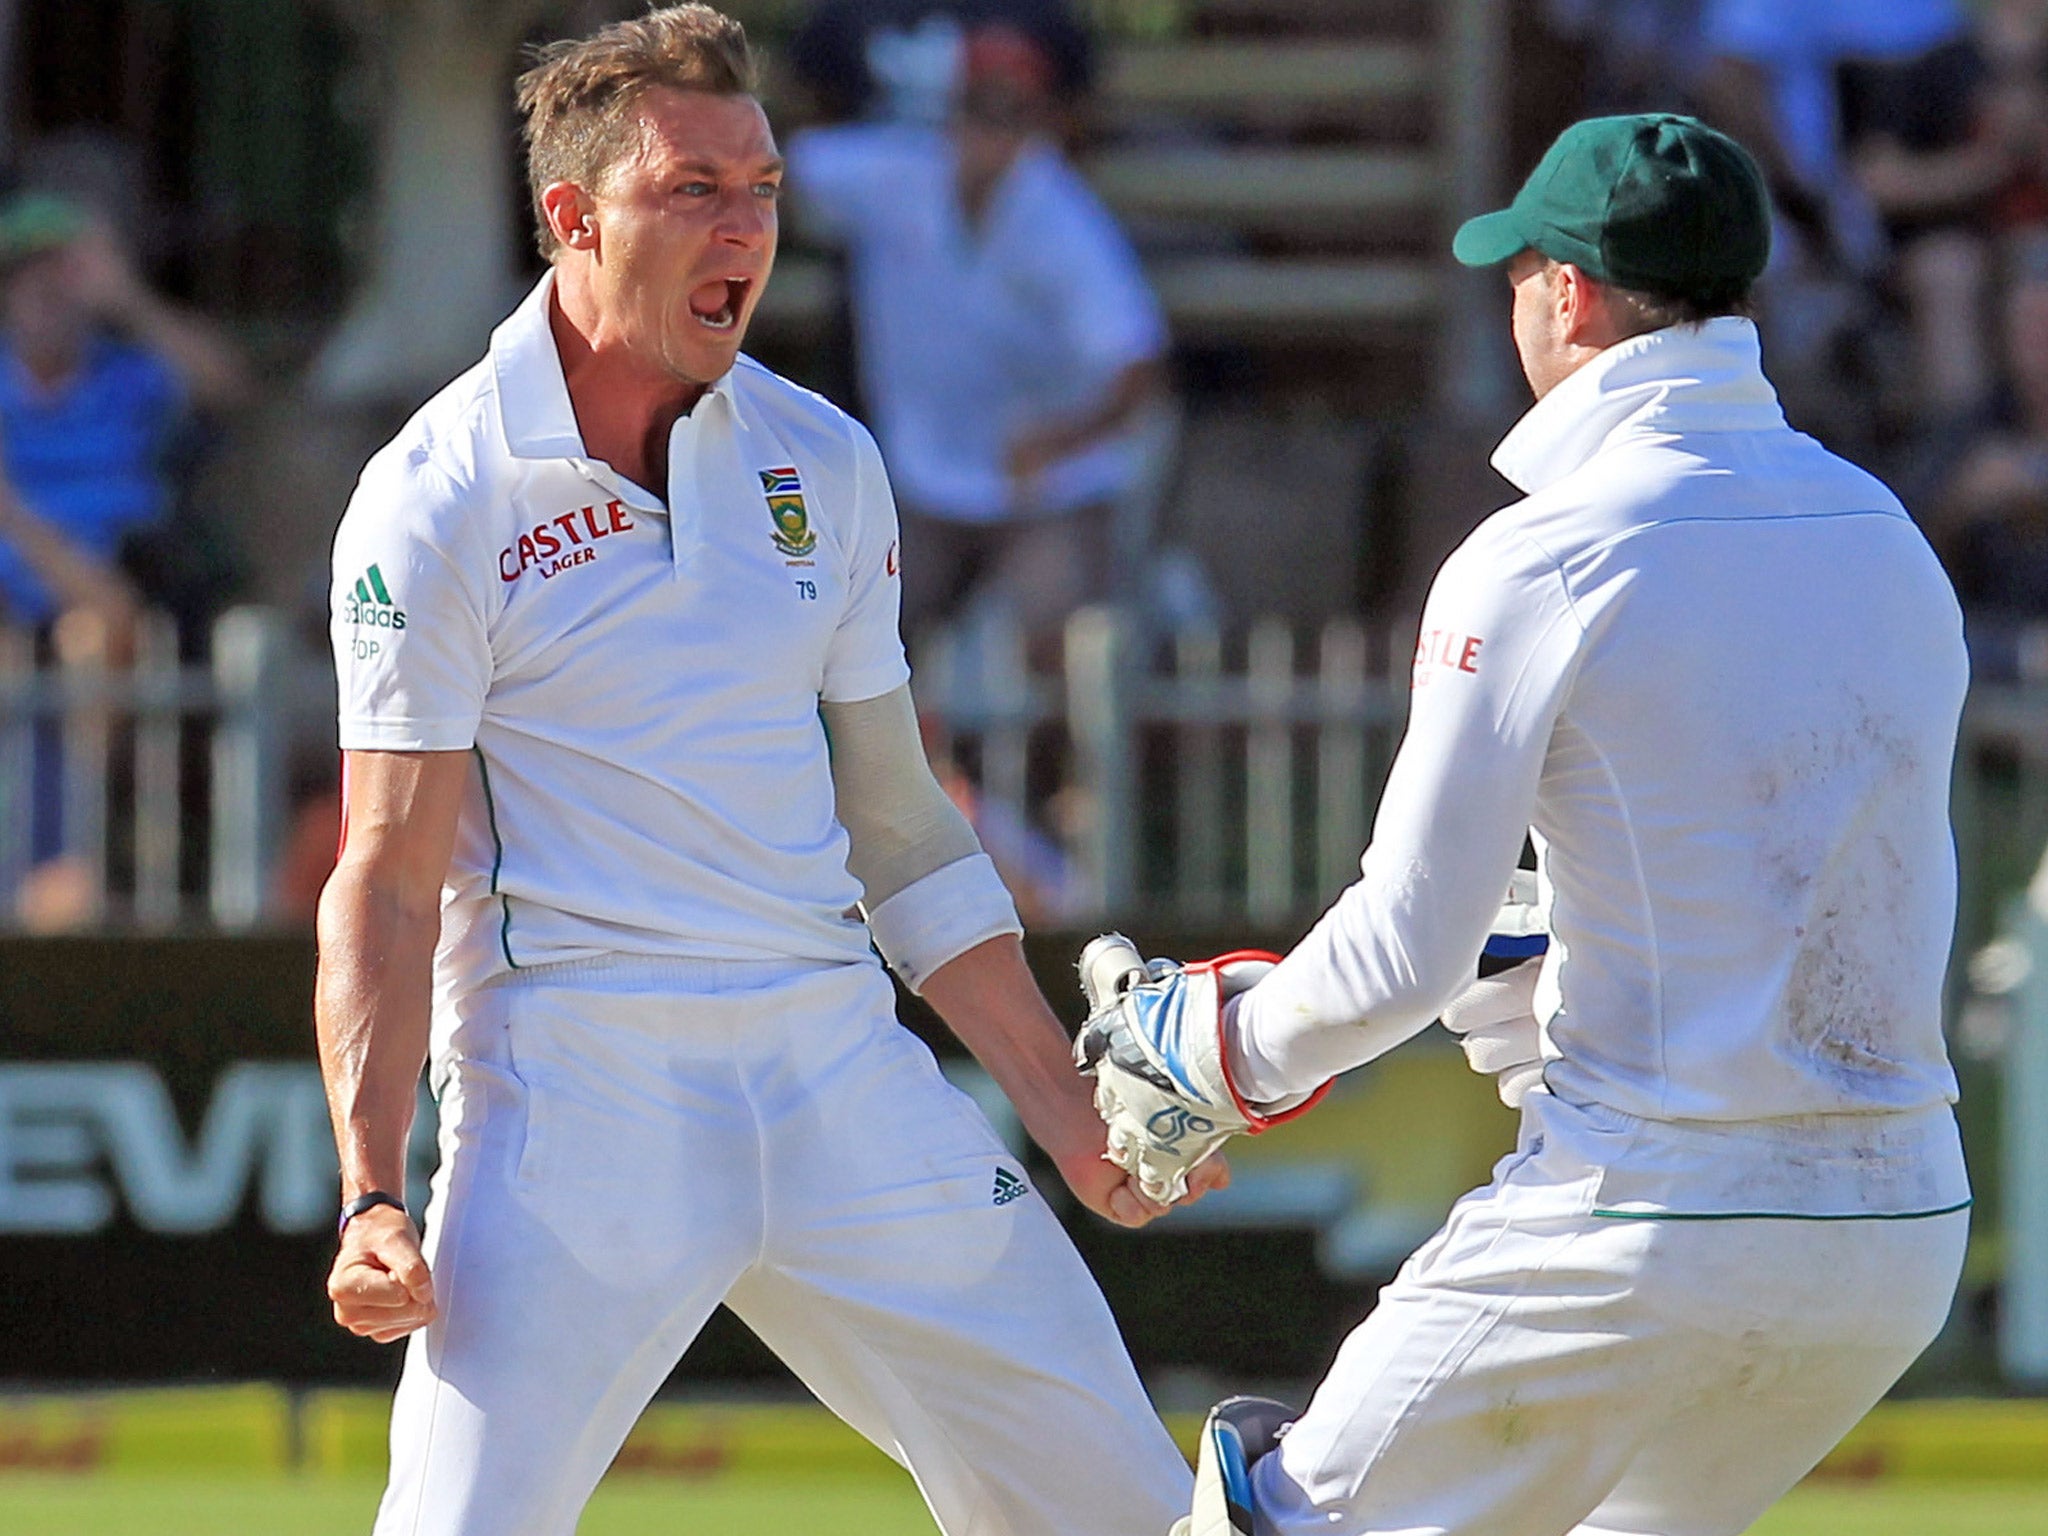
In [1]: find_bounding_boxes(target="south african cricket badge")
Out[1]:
[759,466,818,558]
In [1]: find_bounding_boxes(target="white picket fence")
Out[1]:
[915,607,1409,923]
[0,607,312,931]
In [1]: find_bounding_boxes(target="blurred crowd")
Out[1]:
[0,154,250,929]
[10,0,2048,931]
[1551,0,2048,677]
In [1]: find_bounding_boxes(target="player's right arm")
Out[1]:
[319,445,493,1344]
[315,748,468,1344]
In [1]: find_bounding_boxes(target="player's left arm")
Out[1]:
[817,416,1218,1224]
[1080,544,1578,1197]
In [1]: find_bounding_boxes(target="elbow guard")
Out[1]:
[824,686,1023,990]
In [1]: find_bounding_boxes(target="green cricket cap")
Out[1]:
[1452,113,1771,300]
[0,192,87,266]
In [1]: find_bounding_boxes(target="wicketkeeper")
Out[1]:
[1079,114,1972,1536]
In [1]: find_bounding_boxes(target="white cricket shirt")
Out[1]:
[332,274,909,1004]
[1236,318,1971,1215]
[789,124,1168,523]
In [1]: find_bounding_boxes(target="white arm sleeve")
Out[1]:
[332,453,494,751]
[824,683,1022,992]
[1228,524,1584,1102]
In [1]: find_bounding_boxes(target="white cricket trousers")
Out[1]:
[373,956,1191,1536]
[1251,1095,1969,1536]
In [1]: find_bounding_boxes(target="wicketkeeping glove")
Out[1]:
[1439,957,1545,1107]
[1172,1395,1296,1536]
[1439,870,1550,1108]
[1073,935,1327,1204]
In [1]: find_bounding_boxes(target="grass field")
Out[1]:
[4,1474,2048,1535]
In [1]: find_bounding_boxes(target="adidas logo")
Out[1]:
[992,1168,1029,1206]
[343,564,407,630]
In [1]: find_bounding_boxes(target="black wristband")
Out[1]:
[338,1190,407,1236]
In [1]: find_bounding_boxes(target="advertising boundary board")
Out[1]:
[1,934,1437,1385]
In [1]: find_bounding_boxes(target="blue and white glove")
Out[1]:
[1440,871,1550,1108]
[1171,1395,1296,1536]
[1073,935,1327,1205]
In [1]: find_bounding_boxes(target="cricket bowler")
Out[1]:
[313,8,1212,1533]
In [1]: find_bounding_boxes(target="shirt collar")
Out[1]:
[489,269,741,467]
[1490,317,1786,496]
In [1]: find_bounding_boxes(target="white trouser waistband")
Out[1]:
[477,951,871,996]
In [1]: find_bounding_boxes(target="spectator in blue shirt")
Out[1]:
[0,191,248,644]
[0,189,249,928]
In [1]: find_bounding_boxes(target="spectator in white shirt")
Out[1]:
[790,23,1168,654]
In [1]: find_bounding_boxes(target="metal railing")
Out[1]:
[0,607,317,933]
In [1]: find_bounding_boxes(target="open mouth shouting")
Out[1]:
[687,277,753,333]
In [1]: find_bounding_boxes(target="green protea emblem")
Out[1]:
[760,466,817,557]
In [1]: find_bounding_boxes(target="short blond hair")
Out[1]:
[516,4,759,258]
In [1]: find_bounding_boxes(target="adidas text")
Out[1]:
[342,597,406,629]
[344,565,407,630]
